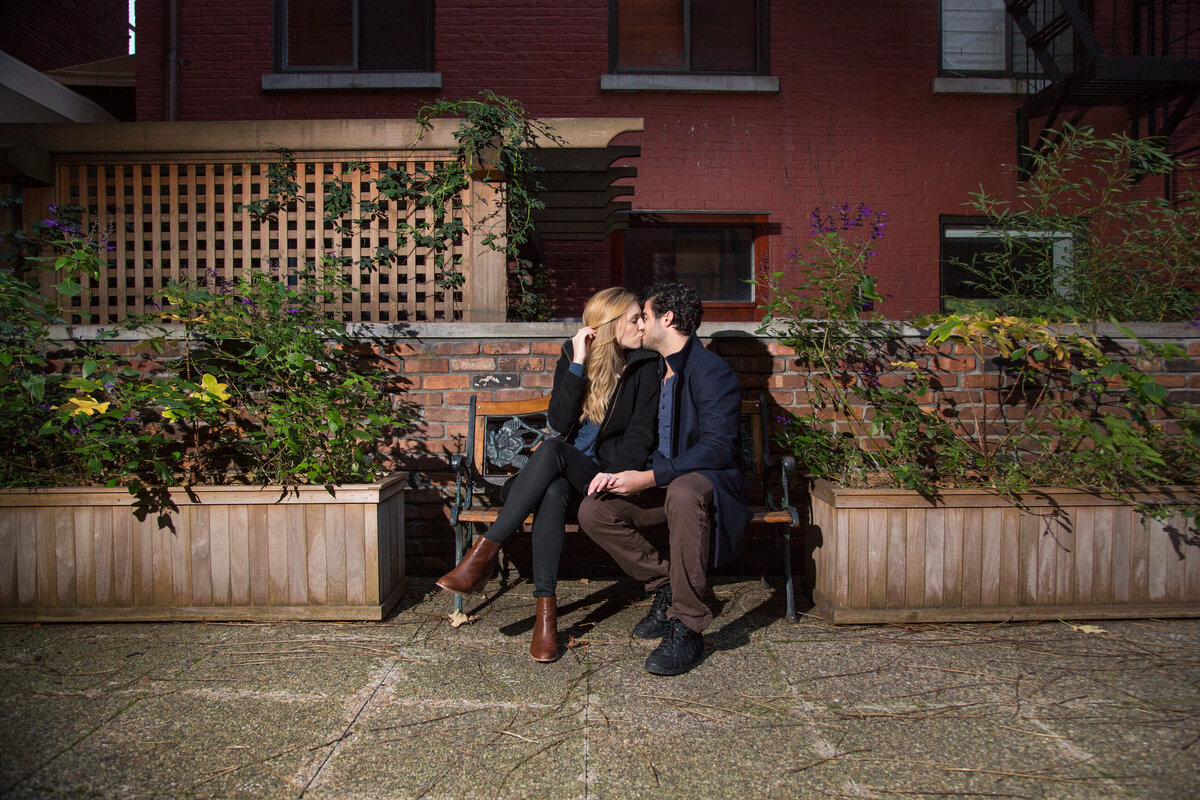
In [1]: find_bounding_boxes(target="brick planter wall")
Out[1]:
[50,322,1200,579]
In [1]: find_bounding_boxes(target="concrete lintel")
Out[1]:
[932,77,1025,95]
[261,71,443,91]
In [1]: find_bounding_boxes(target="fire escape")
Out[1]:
[1006,0,1200,191]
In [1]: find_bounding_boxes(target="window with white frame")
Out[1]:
[277,0,433,72]
[941,219,1074,305]
[939,0,1072,78]
[611,0,768,74]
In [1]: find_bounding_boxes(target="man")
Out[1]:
[578,282,750,676]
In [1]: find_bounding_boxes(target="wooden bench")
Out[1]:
[448,392,802,621]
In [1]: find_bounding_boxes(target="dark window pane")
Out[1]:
[617,0,685,70]
[288,0,353,67]
[624,225,753,302]
[692,0,756,72]
[360,0,430,70]
[941,228,1056,301]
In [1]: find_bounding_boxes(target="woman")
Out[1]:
[436,287,660,662]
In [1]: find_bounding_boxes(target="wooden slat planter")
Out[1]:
[0,474,407,622]
[808,479,1200,624]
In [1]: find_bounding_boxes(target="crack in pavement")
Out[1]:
[298,658,402,797]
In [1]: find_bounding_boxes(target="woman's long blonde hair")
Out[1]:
[580,287,637,425]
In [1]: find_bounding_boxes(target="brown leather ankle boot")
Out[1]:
[436,537,501,595]
[529,596,559,662]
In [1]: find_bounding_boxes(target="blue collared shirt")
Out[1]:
[568,361,598,457]
[657,373,675,458]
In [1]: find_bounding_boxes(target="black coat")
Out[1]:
[548,340,661,472]
[650,334,751,567]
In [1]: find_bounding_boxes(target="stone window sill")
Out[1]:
[932,77,1025,95]
[601,73,779,93]
[262,72,443,91]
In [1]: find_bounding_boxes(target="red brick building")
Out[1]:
[119,0,1199,319]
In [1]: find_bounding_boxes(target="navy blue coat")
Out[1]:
[649,335,750,567]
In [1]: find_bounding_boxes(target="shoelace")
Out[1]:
[659,620,689,653]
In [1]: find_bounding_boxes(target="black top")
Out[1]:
[548,340,661,473]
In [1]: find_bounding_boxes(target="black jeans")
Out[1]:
[483,437,600,597]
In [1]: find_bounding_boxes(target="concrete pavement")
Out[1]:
[2,577,1198,799]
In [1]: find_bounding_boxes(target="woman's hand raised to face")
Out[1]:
[572,326,597,364]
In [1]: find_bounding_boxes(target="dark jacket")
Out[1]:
[548,340,661,473]
[650,334,750,567]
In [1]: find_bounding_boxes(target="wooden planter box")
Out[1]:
[0,474,406,622]
[808,479,1200,624]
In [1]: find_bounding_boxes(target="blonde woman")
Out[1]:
[437,288,660,662]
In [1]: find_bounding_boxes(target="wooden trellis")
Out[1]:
[52,153,481,324]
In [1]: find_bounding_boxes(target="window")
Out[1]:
[277,0,433,72]
[611,0,767,74]
[618,214,768,320]
[939,0,1071,78]
[941,218,1073,306]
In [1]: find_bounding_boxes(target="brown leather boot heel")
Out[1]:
[436,537,501,595]
[530,596,559,662]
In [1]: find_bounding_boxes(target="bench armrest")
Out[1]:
[449,453,474,527]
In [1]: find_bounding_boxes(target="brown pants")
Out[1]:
[577,472,714,633]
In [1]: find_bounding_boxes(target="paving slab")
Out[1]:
[1,578,1198,799]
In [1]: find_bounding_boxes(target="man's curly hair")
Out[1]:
[646,282,703,335]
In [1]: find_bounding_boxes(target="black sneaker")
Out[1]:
[644,618,704,676]
[632,584,672,639]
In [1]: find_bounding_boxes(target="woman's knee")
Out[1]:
[535,436,570,458]
[542,477,572,507]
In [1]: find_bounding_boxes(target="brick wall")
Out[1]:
[329,322,1200,578]
[130,1,1044,318]
[0,0,127,71]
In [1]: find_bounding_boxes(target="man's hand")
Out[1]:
[588,469,656,496]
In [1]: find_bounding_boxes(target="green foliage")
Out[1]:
[954,125,1200,321]
[759,202,1199,522]
[240,92,558,321]
[0,211,410,523]
[415,91,559,319]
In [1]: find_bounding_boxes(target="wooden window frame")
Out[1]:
[608,0,770,76]
[613,212,770,322]
[274,0,435,73]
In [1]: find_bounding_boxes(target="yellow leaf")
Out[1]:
[448,610,478,628]
[190,373,232,403]
[58,396,110,416]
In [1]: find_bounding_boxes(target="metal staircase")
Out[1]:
[1006,0,1200,186]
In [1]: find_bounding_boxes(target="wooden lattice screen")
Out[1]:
[52,153,476,324]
